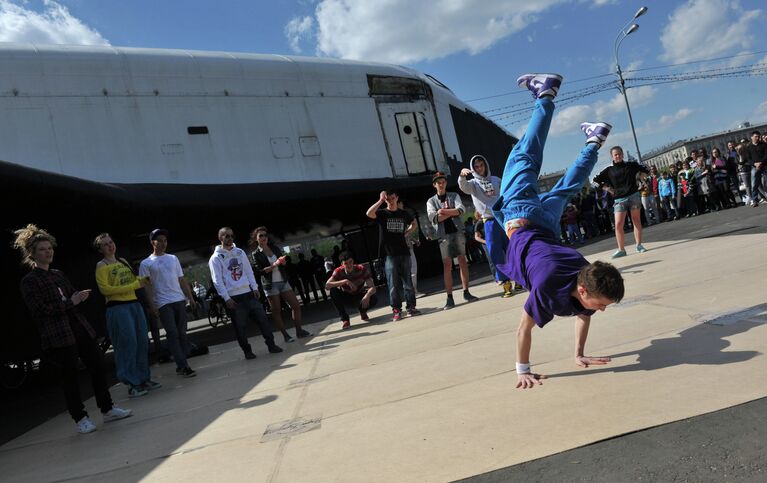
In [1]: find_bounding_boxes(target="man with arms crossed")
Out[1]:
[492,73,625,389]
[427,174,479,309]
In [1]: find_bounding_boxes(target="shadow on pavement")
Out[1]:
[551,304,767,380]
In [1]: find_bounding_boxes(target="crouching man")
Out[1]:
[326,251,377,329]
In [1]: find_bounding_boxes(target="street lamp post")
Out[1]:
[614,6,647,163]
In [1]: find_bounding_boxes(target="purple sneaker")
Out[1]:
[516,73,563,99]
[580,122,612,146]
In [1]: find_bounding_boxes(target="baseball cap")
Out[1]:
[149,228,169,241]
[432,171,447,183]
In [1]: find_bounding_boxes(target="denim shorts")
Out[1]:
[439,232,466,259]
[264,280,293,297]
[613,192,642,213]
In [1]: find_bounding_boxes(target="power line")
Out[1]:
[465,73,614,102]
[623,49,767,74]
[493,66,767,129]
[466,50,767,104]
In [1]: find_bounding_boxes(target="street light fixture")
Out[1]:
[614,6,648,163]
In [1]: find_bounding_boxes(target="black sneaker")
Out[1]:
[244,351,257,360]
[176,367,196,378]
[268,344,283,354]
[463,290,478,302]
[296,328,312,339]
[407,307,421,317]
[444,295,455,310]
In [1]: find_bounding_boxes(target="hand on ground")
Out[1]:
[516,373,546,389]
[575,355,611,368]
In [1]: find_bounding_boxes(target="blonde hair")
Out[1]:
[93,232,111,251]
[12,224,57,267]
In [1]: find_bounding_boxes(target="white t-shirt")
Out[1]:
[267,254,284,283]
[139,253,187,308]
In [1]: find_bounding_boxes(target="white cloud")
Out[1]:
[608,108,697,145]
[753,100,767,119]
[290,0,566,64]
[0,0,108,45]
[285,15,314,53]
[549,86,657,136]
[657,108,694,129]
[660,0,761,63]
[550,105,592,136]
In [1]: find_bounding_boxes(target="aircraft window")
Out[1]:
[403,125,413,135]
[187,126,209,135]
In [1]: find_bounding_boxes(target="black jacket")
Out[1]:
[593,161,649,199]
[742,141,767,168]
[252,244,287,287]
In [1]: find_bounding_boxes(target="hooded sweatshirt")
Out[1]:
[208,244,259,301]
[457,155,502,219]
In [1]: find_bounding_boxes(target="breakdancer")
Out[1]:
[492,73,625,389]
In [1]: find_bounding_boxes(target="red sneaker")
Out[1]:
[342,320,351,330]
[392,309,402,321]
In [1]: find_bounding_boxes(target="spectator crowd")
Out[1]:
[10,129,767,435]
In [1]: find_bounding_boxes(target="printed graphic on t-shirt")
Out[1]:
[227,258,243,281]
[386,218,405,233]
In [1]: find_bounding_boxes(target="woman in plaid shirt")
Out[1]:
[14,224,132,434]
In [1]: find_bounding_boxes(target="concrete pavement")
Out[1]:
[1,207,766,482]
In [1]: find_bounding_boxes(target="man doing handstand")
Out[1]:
[492,73,625,389]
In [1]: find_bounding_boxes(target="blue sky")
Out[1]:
[2,0,766,174]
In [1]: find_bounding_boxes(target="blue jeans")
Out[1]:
[384,255,415,310]
[106,302,150,387]
[483,219,508,282]
[492,97,600,237]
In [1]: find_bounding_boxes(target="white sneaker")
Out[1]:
[103,406,133,423]
[77,416,97,434]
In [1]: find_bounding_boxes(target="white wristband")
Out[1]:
[516,362,531,374]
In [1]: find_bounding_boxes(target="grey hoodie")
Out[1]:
[457,155,502,219]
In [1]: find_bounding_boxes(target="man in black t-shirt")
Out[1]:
[366,189,420,321]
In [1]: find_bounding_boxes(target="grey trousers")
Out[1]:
[158,300,191,369]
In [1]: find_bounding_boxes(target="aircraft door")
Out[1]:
[394,112,436,175]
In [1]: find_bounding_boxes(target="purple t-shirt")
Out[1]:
[496,226,595,327]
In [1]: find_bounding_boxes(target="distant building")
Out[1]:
[643,121,767,169]
[538,168,594,194]
[538,169,566,193]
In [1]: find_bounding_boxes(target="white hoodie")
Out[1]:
[208,244,259,301]
[457,154,502,219]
